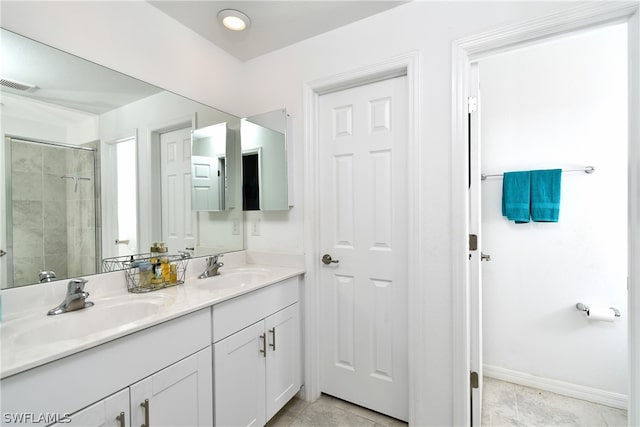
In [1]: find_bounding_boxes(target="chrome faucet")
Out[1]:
[47,278,94,315]
[39,270,57,283]
[198,254,224,278]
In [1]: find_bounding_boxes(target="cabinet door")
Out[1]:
[265,303,301,420]
[130,347,212,427]
[51,388,129,427]
[214,321,266,427]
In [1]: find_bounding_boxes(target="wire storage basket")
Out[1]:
[102,254,189,293]
[102,253,153,272]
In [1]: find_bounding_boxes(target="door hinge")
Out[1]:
[470,371,479,389]
[468,96,478,114]
[469,234,478,251]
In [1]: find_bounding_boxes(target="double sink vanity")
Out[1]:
[0,251,304,427]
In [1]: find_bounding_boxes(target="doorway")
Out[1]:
[452,5,640,425]
[471,23,628,425]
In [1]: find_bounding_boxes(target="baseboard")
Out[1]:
[483,364,628,410]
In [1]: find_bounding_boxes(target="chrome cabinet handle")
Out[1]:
[116,411,126,427]
[115,239,130,245]
[269,327,276,351]
[140,399,150,427]
[322,254,339,264]
[259,333,267,357]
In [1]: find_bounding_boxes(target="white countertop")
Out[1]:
[0,251,304,379]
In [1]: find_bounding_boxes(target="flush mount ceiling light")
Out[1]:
[217,9,251,31]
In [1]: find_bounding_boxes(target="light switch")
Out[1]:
[251,218,261,236]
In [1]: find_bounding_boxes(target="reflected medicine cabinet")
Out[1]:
[191,123,235,212]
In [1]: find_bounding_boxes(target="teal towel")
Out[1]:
[502,171,531,223]
[530,169,561,222]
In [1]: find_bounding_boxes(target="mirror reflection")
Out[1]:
[241,109,290,211]
[1,28,244,289]
[191,123,237,212]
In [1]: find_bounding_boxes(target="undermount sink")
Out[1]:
[2,294,170,347]
[191,266,273,291]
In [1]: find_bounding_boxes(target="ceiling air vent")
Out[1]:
[0,77,38,92]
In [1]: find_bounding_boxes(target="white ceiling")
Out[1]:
[147,1,408,61]
[1,2,407,115]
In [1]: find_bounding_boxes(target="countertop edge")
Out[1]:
[0,266,304,379]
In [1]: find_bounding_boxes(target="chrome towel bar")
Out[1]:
[482,166,595,181]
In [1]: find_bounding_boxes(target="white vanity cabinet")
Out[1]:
[213,277,301,426]
[50,348,212,427]
[50,388,129,427]
[1,309,212,427]
[130,347,213,427]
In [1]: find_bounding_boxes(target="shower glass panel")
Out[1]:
[6,137,99,287]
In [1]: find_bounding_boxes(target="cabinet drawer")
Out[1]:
[212,277,299,343]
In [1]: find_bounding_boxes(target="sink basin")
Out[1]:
[2,294,170,347]
[191,267,273,291]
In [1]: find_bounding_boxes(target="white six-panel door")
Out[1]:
[160,127,196,253]
[319,76,409,421]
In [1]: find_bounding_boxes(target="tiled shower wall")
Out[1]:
[66,141,98,278]
[10,140,97,286]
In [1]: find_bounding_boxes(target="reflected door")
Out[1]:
[318,76,409,421]
[160,127,196,253]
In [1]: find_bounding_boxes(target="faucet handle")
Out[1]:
[208,254,224,264]
[68,278,88,293]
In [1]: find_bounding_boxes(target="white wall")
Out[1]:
[1,1,593,423]
[238,2,580,422]
[480,24,628,395]
[1,92,99,144]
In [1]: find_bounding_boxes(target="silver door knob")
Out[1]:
[481,253,492,262]
[0,249,6,257]
[322,254,339,264]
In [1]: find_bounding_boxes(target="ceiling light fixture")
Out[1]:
[217,9,251,31]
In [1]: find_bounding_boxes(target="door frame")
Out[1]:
[451,3,640,426]
[302,51,420,423]
[102,130,138,260]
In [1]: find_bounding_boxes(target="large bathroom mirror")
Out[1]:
[0,28,244,289]
[240,109,291,211]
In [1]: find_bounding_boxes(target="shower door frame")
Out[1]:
[3,135,100,288]
[451,3,640,426]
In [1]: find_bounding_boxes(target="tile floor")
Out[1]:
[482,377,628,427]
[267,377,628,427]
[266,394,407,427]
